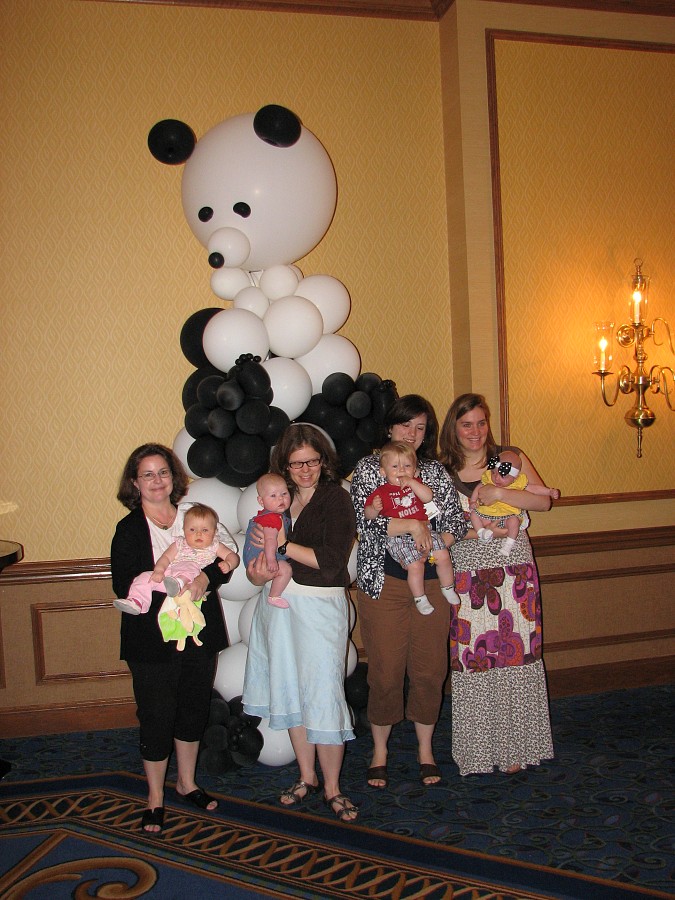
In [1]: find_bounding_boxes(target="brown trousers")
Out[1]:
[357,575,451,726]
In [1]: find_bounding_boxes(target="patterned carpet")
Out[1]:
[1,685,673,897]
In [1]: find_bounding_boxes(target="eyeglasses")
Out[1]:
[288,457,321,470]
[137,468,172,482]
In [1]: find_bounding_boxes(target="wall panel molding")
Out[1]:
[1,524,672,735]
[91,0,675,22]
[31,601,131,685]
[0,698,138,739]
[531,525,674,555]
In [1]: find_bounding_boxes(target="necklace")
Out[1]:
[146,509,176,530]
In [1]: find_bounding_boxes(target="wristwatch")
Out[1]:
[278,542,288,556]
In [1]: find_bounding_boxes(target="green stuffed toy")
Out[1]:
[158,590,207,652]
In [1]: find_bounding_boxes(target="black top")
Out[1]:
[111,507,228,662]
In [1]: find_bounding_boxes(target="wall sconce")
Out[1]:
[593,259,674,458]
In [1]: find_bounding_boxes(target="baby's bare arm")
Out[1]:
[526,484,561,500]
[399,476,432,503]
[364,496,384,520]
[151,543,177,581]
[217,542,240,573]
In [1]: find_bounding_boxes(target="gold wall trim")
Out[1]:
[0,559,112,585]
[0,698,138,739]
[547,628,674,654]
[1,523,672,576]
[90,0,675,21]
[531,525,673,555]
[554,490,675,506]
[541,563,674,584]
[546,656,674,698]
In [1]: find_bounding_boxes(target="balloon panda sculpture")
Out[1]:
[149,105,391,767]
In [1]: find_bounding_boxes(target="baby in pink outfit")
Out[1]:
[114,503,239,615]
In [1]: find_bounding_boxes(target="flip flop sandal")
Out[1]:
[141,807,165,833]
[419,763,442,785]
[279,780,320,807]
[324,793,359,823]
[366,765,389,788]
[177,788,218,810]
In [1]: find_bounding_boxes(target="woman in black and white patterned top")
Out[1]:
[350,395,466,789]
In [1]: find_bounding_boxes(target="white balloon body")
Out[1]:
[238,592,260,646]
[346,640,358,678]
[261,357,312,420]
[296,334,361,394]
[237,485,263,533]
[184,478,242,537]
[256,717,296,766]
[181,113,337,272]
[259,264,300,300]
[263,295,323,358]
[213,642,248,701]
[294,274,351,335]
[217,594,247,645]
[218,548,260,603]
[173,428,197,478]
[211,266,254,301]
[202,308,270,372]
[233,285,270,317]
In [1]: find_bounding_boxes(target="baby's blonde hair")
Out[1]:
[379,440,417,468]
[257,472,287,496]
[183,503,218,530]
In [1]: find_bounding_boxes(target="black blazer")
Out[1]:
[111,507,228,662]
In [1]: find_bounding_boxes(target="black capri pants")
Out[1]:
[128,654,217,761]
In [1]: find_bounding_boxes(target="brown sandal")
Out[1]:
[324,793,359,822]
[279,780,320,807]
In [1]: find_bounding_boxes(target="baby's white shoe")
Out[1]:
[163,575,185,597]
[478,528,493,543]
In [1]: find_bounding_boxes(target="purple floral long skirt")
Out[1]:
[450,520,554,776]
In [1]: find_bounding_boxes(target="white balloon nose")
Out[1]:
[207,227,251,268]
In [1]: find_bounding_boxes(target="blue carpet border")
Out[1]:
[1,771,670,900]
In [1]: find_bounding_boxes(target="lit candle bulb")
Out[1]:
[599,337,607,371]
[632,290,642,324]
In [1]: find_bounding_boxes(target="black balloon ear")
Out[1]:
[253,105,301,148]
[148,119,196,164]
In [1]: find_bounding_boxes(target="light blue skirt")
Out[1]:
[242,580,355,745]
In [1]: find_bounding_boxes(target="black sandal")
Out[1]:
[177,788,218,810]
[279,780,320,807]
[366,765,389,789]
[141,807,165,833]
[324,793,359,822]
[419,763,442,786]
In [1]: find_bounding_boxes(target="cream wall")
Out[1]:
[1,0,450,561]
[440,0,675,537]
[2,0,673,563]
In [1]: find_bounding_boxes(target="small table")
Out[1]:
[0,540,23,572]
[0,540,23,779]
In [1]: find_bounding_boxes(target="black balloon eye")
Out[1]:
[233,202,251,218]
[198,207,213,222]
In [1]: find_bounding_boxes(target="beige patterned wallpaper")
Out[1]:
[1,0,449,561]
[494,38,675,496]
[2,0,674,562]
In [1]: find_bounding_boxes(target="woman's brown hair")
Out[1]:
[439,393,498,475]
[270,424,340,493]
[116,443,189,510]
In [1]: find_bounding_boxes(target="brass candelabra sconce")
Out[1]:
[593,259,674,458]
